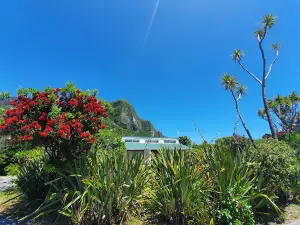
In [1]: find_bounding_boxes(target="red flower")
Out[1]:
[44,125,53,133]
[5,116,18,124]
[82,149,88,153]
[29,101,40,107]
[76,89,81,94]
[59,153,65,159]
[69,98,78,107]
[47,119,56,126]
[90,136,96,144]
[39,131,48,138]
[23,105,30,110]
[0,124,7,130]
[17,119,28,125]
[34,124,42,130]
[80,132,90,138]
[76,128,82,133]
[10,100,17,106]
[19,135,33,141]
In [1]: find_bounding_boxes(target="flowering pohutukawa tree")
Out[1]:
[0,83,107,166]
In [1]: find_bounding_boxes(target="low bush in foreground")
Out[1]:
[247,139,298,205]
[147,148,214,224]
[25,150,148,225]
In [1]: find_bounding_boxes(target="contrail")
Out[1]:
[142,0,160,48]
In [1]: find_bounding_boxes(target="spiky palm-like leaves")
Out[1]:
[236,85,247,97]
[23,150,149,225]
[231,49,244,62]
[221,73,256,148]
[258,92,300,132]
[148,148,214,225]
[263,14,276,29]
[230,14,279,138]
[200,143,280,224]
[221,73,238,90]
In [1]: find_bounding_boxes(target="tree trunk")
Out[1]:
[259,37,277,139]
[231,91,257,148]
[262,81,277,138]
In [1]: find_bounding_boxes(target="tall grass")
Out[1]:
[21,143,283,225]
[147,148,214,225]
[199,143,280,224]
[25,149,148,225]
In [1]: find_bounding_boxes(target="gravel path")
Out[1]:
[0,177,15,192]
[0,214,27,225]
[284,220,300,225]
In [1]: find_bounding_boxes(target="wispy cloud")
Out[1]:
[142,0,160,48]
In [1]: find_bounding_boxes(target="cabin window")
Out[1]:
[164,140,176,144]
[145,139,159,143]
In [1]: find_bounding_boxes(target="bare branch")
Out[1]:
[266,50,279,79]
[258,29,267,80]
[238,61,262,85]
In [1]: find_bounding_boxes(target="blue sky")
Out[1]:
[0,1,299,142]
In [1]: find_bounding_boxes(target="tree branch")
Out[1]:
[266,50,279,79]
[238,61,262,85]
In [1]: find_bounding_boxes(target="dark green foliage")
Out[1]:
[148,149,214,225]
[279,132,300,159]
[0,137,8,165]
[25,149,148,225]
[248,139,298,204]
[219,197,255,225]
[258,92,299,132]
[16,156,55,205]
[92,129,125,151]
[5,147,44,176]
[178,136,192,146]
[203,143,256,224]
[215,135,251,151]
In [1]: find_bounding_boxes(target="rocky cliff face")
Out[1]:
[109,100,163,137]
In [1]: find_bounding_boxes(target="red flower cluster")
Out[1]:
[58,124,71,139]
[0,87,107,160]
[19,135,33,141]
[4,116,18,124]
[69,98,79,107]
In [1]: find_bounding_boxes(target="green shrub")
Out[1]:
[248,139,298,204]
[279,132,300,161]
[215,135,251,152]
[200,141,281,225]
[219,196,254,225]
[148,148,214,225]
[0,136,9,174]
[27,149,148,225]
[92,129,125,151]
[16,156,55,205]
[5,147,44,176]
[202,143,256,224]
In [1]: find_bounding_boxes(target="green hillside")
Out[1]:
[106,99,163,137]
